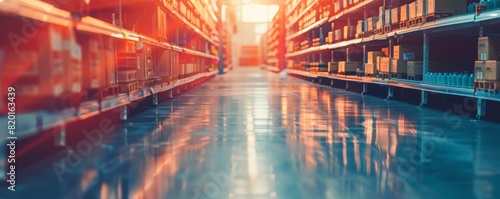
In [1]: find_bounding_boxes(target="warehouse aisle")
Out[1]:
[5,67,500,199]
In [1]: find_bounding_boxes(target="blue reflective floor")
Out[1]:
[3,67,500,199]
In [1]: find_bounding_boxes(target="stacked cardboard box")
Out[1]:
[485,61,500,80]
[334,29,343,42]
[339,61,362,74]
[328,62,339,73]
[392,7,400,24]
[367,17,379,31]
[400,4,409,21]
[477,37,500,82]
[427,0,467,16]
[379,57,391,73]
[409,2,417,19]
[343,25,355,40]
[393,45,423,60]
[356,20,363,37]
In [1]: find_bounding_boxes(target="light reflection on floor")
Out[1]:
[3,67,500,199]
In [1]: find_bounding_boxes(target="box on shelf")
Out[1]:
[356,20,363,34]
[343,25,355,40]
[478,37,500,61]
[394,45,423,60]
[417,0,425,17]
[376,18,383,29]
[328,62,339,73]
[365,63,377,75]
[368,51,386,64]
[381,47,389,57]
[339,61,362,73]
[391,59,408,74]
[485,60,500,80]
[400,4,409,21]
[475,61,485,80]
[334,29,343,41]
[385,8,392,25]
[392,7,400,24]
[379,57,391,73]
[407,61,423,76]
[367,17,379,31]
[409,2,417,19]
[328,31,334,44]
[427,0,467,15]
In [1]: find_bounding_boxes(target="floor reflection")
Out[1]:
[3,67,500,199]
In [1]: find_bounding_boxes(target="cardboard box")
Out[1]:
[365,63,378,75]
[339,61,362,73]
[367,17,379,31]
[485,60,500,80]
[379,57,391,73]
[368,51,386,64]
[385,9,392,25]
[475,61,485,80]
[357,20,363,33]
[328,31,334,44]
[377,56,383,71]
[409,2,417,19]
[428,0,467,15]
[377,18,383,29]
[407,61,424,76]
[334,29,343,41]
[343,25,355,40]
[328,62,339,73]
[382,47,389,57]
[391,59,408,73]
[478,37,500,61]
[392,7,400,24]
[401,4,409,21]
[394,45,423,60]
[417,0,425,17]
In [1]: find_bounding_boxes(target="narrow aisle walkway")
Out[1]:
[6,67,500,199]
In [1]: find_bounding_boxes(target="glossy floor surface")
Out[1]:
[3,67,500,199]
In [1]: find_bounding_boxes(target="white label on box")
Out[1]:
[477,71,483,80]
[481,53,486,61]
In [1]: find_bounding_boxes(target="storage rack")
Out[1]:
[279,0,500,119]
[0,0,226,148]
[261,3,286,72]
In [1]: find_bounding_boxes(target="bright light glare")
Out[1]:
[242,4,279,23]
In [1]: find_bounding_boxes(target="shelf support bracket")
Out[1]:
[346,48,350,62]
[153,93,158,106]
[345,81,349,90]
[54,125,66,147]
[120,105,128,121]
[387,86,394,99]
[476,98,486,119]
[420,90,428,106]
[363,45,367,69]
[423,32,430,82]
[362,83,368,95]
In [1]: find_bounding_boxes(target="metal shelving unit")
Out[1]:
[280,0,500,119]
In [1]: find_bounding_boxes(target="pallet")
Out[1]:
[424,13,454,22]
[408,75,423,81]
[390,73,407,79]
[409,16,424,27]
[399,20,409,29]
[374,28,384,35]
[377,73,390,79]
[338,71,357,76]
[365,73,377,78]
[119,81,139,93]
[475,80,500,92]
[383,25,392,33]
